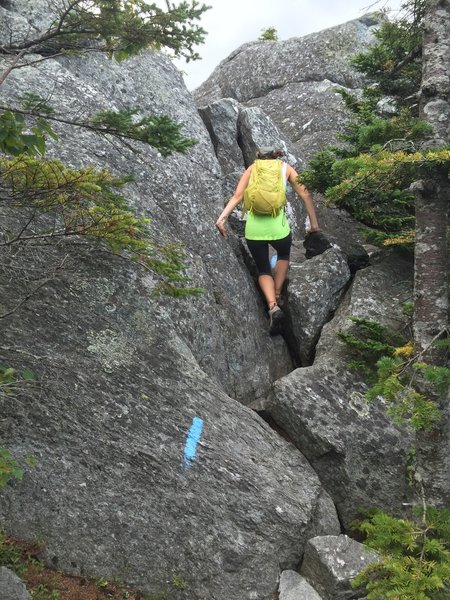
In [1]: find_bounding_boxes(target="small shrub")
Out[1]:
[172,574,188,589]
[259,26,278,41]
[352,507,450,599]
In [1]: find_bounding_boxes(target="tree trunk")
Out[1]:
[414,0,449,361]
[414,0,450,507]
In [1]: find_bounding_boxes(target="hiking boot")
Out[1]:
[276,293,285,308]
[268,305,285,336]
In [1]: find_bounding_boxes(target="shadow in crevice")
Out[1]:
[254,409,296,445]
[274,280,303,369]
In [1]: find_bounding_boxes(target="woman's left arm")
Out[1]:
[287,165,320,232]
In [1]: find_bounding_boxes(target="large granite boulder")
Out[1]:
[287,248,351,365]
[194,16,381,106]
[0,276,330,599]
[256,364,414,529]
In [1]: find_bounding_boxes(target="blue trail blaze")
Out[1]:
[184,417,204,466]
[270,254,277,270]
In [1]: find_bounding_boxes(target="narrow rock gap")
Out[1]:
[236,126,248,167]
[301,272,356,366]
[200,114,220,157]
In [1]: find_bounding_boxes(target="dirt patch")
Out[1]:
[1,536,159,600]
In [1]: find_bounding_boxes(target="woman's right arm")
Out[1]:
[215,165,253,238]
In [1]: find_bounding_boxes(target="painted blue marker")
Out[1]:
[270,254,277,270]
[184,417,204,467]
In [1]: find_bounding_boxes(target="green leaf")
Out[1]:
[22,368,35,381]
[25,455,37,468]
[36,118,59,141]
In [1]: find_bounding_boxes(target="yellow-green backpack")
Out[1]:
[242,159,286,217]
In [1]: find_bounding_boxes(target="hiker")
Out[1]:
[215,146,320,335]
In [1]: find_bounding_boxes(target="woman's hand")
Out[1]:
[306,225,321,233]
[215,217,228,239]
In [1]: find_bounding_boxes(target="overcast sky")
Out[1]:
[174,0,405,90]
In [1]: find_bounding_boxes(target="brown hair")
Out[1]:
[256,148,284,160]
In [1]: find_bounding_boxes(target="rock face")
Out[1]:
[0,4,343,600]
[194,15,383,164]
[0,4,433,600]
[0,39,290,409]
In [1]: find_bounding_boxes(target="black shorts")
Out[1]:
[246,233,292,276]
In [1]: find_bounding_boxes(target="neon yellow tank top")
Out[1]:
[244,210,290,240]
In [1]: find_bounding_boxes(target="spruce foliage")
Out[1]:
[0,155,202,296]
[3,0,210,63]
[338,315,447,431]
[351,2,424,101]
[258,27,278,41]
[352,507,450,600]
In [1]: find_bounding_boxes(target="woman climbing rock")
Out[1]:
[215,146,320,335]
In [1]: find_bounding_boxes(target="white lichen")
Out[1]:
[87,329,135,373]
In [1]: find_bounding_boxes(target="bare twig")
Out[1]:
[390,44,422,77]
[0,104,147,146]
[0,49,27,86]
[400,326,449,374]
[0,255,69,319]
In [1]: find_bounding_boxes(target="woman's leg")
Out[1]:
[246,237,288,335]
[273,259,289,298]
[245,240,277,307]
[271,234,292,299]
[258,274,277,308]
